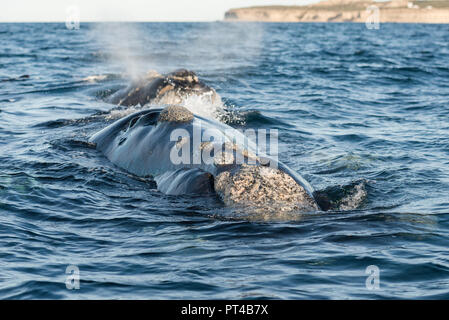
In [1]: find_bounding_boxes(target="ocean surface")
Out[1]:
[1,22,449,299]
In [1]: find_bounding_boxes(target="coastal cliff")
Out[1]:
[224,0,449,23]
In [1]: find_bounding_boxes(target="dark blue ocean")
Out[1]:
[1,22,449,299]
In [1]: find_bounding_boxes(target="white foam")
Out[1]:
[180,92,224,121]
[103,91,226,122]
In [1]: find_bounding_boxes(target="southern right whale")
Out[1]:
[107,69,221,107]
[89,105,320,213]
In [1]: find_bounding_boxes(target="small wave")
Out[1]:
[1,280,66,299]
[207,204,318,223]
[215,209,308,223]
[242,110,282,126]
[19,83,90,95]
[32,111,112,129]
[220,108,285,127]
[82,73,122,83]
[52,139,97,151]
[0,53,37,58]
[0,75,30,82]
[32,118,77,129]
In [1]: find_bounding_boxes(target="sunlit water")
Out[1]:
[1,22,449,299]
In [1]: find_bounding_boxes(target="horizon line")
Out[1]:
[0,20,225,23]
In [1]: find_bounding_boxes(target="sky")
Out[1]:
[0,0,318,22]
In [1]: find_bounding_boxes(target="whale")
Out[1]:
[107,69,221,107]
[89,105,320,213]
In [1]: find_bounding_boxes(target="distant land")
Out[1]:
[224,0,449,23]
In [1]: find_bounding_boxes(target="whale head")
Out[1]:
[154,69,221,106]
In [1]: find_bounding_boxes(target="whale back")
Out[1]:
[90,108,193,177]
[90,106,320,210]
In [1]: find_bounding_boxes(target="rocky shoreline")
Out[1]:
[224,0,449,23]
